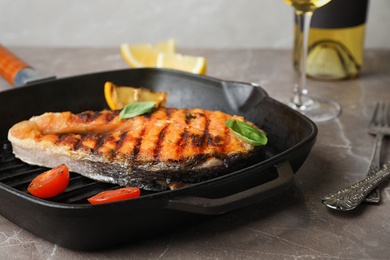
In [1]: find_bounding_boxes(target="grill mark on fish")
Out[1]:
[96,134,116,159]
[73,135,85,151]
[175,109,188,158]
[180,130,189,150]
[191,134,203,147]
[137,108,168,162]
[105,110,120,122]
[166,108,187,160]
[96,135,107,154]
[57,134,68,142]
[132,129,145,160]
[75,110,120,127]
[77,111,101,123]
[207,111,229,156]
[154,125,168,161]
[201,113,210,154]
[116,131,129,155]
[159,108,189,161]
[156,108,171,160]
[56,133,80,148]
[191,112,206,150]
[206,132,213,147]
[74,134,99,154]
[132,115,148,160]
[167,108,189,161]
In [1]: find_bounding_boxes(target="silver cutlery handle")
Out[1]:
[322,165,390,211]
[364,133,385,203]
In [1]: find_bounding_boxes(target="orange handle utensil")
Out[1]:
[0,45,30,86]
[0,45,55,87]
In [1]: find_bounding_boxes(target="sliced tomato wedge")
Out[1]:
[87,187,141,204]
[27,164,70,199]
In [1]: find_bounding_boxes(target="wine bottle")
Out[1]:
[293,0,369,80]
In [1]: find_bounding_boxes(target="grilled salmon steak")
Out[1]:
[8,107,265,191]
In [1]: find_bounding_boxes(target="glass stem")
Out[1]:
[293,10,313,107]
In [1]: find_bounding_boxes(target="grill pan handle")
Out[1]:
[166,160,294,215]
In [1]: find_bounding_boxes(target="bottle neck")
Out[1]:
[311,0,369,29]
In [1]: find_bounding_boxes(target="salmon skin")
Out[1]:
[8,107,265,191]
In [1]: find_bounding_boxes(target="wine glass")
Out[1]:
[283,0,341,123]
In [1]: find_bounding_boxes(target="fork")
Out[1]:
[364,101,390,203]
[322,164,390,211]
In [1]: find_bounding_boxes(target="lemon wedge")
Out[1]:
[120,39,176,68]
[104,81,167,110]
[157,53,207,75]
[154,39,176,53]
[120,39,207,74]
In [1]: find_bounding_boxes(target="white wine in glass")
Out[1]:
[283,0,341,123]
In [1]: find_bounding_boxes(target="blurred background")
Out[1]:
[1,0,389,49]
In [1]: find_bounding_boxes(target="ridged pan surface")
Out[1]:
[0,68,317,250]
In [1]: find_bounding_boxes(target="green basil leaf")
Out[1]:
[119,101,156,120]
[225,119,268,146]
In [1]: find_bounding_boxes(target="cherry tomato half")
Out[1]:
[87,187,141,204]
[27,164,70,199]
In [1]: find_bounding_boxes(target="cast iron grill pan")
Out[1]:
[0,68,317,250]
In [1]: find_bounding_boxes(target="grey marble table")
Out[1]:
[1,47,390,259]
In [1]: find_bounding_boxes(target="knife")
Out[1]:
[0,45,55,87]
